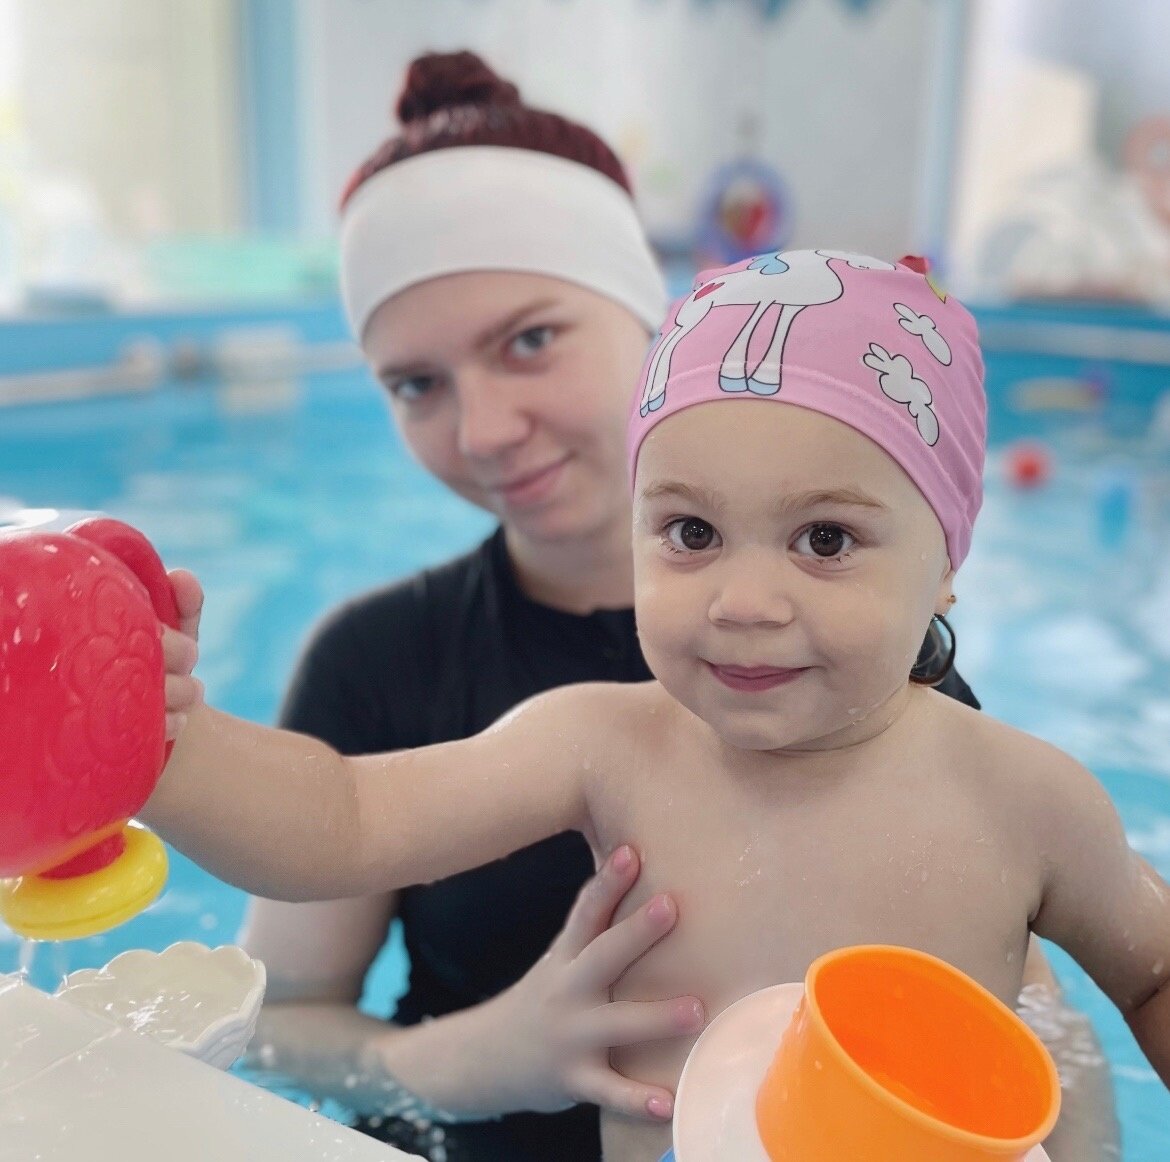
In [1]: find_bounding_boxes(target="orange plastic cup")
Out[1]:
[756,945,1060,1161]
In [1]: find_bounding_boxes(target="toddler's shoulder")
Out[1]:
[934,694,1107,817]
[495,679,663,740]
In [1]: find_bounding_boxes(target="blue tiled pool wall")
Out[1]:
[0,299,352,376]
[4,293,1170,430]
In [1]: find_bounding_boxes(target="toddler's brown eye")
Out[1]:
[667,518,717,552]
[679,519,714,550]
[807,524,846,557]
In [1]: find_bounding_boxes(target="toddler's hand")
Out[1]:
[485,845,704,1123]
[163,568,205,739]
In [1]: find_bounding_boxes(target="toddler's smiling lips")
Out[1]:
[706,663,807,692]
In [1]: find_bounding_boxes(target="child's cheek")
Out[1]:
[837,609,918,691]
[634,578,694,671]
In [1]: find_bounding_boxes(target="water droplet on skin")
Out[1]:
[1154,959,1165,975]
[1006,950,1015,963]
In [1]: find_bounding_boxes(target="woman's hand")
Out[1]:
[162,568,205,738]
[460,844,704,1123]
[236,851,699,1130]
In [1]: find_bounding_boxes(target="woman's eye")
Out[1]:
[793,523,855,560]
[664,517,720,553]
[508,325,555,359]
[386,374,439,402]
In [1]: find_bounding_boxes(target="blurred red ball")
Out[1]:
[1004,441,1052,489]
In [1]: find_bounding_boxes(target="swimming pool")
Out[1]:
[1,344,1169,1157]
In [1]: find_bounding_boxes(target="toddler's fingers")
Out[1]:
[162,626,199,677]
[580,995,705,1052]
[555,844,641,960]
[166,673,203,715]
[167,568,204,640]
[574,892,677,993]
[571,1066,674,1123]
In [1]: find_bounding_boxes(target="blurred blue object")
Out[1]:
[1095,466,1137,549]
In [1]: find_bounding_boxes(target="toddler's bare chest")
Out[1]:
[598,763,1035,1012]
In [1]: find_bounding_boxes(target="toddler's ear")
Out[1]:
[934,567,956,617]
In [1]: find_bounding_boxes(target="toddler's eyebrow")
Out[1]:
[640,481,722,510]
[780,488,887,514]
[640,482,886,515]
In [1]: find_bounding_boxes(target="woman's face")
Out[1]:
[362,271,651,546]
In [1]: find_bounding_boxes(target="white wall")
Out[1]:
[297,0,948,261]
[947,0,1170,298]
[15,0,243,238]
[1005,0,1170,161]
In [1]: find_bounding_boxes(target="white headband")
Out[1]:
[339,146,667,340]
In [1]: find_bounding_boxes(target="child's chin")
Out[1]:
[712,718,809,754]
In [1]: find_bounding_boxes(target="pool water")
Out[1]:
[1,353,1169,1157]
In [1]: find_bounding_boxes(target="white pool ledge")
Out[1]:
[0,980,418,1160]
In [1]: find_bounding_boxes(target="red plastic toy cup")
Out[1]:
[0,518,178,939]
[755,945,1061,1161]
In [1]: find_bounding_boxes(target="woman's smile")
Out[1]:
[493,454,573,508]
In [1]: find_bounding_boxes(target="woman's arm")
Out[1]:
[240,847,703,1123]
[1027,746,1170,1088]
[239,891,409,1107]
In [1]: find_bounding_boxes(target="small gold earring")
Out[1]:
[946,594,957,606]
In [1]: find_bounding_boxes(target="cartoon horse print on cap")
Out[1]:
[638,249,895,417]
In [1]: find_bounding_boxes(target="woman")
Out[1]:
[227,51,1116,1162]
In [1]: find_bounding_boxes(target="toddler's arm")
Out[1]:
[1027,746,1170,1088]
[142,676,605,903]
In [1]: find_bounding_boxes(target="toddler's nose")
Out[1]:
[708,557,796,628]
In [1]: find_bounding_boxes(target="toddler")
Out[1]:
[146,251,1170,1162]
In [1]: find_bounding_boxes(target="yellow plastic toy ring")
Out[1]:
[0,822,168,941]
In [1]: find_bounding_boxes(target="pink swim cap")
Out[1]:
[628,249,986,568]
